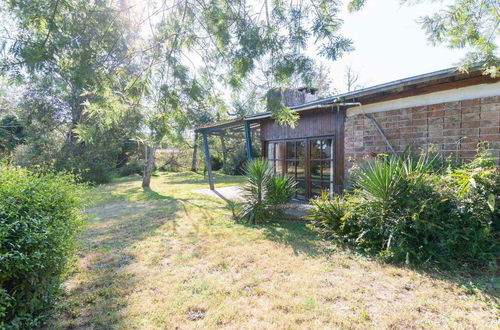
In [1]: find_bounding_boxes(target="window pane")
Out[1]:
[268,143,275,160]
[296,180,306,198]
[311,139,322,159]
[297,140,305,159]
[310,161,322,180]
[311,181,323,197]
[296,160,306,180]
[286,141,295,159]
[276,142,286,159]
[275,159,285,174]
[322,160,334,182]
[287,161,296,175]
[323,139,334,159]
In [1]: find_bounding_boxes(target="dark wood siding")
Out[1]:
[259,107,337,141]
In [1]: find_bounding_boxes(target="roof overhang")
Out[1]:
[195,66,495,132]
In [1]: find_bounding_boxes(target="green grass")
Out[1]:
[47,172,498,329]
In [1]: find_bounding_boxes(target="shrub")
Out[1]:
[307,151,498,269]
[238,159,296,224]
[267,175,297,206]
[119,159,143,176]
[0,166,85,328]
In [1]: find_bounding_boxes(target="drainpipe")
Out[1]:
[342,101,396,155]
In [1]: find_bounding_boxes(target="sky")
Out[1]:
[323,0,469,92]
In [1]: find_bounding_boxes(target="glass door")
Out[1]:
[266,136,335,199]
[309,138,334,198]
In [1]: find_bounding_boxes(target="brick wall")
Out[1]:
[344,96,500,176]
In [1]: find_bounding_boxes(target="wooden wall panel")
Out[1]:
[259,107,338,141]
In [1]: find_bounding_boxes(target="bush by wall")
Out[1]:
[0,166,85,328]
[307,150,499,270]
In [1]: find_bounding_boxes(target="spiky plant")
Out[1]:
[238,159,296,224]
[239,159,275,224]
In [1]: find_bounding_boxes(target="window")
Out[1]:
[266,136,335,199]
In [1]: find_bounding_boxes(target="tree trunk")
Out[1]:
[191,132,198,172]
[220,133,228,168]
[142,144,156,188]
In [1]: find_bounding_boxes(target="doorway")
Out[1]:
[266,136,335,199]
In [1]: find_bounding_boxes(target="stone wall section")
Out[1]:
[344,96,500,174]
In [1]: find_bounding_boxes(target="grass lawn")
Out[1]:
[48,172,498,329]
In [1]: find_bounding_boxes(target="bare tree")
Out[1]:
[344,64,364,92]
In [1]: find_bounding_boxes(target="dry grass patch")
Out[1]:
[47,172,498,329]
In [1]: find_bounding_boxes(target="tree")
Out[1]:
[2,0,354,186]
[348,0,499,76]
[127,0,354,187]
[344,64,364,92]
[1,0,143,182]
[0,114,24,162]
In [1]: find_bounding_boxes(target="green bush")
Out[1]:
[267,175,297,206]
[119,159,143,176]
[238,159,296,224]
[0,166,85,328]
[307,151,498,269]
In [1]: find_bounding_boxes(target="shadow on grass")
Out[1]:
[251,217,326,258]
[48,186,180,328]
[251,212,499,302]
[165,171,245,185]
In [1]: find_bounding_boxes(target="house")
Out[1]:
[195,67,500,199]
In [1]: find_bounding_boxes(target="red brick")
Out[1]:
[461,106,480,114]
[462,121,480,128]
[444,120,460,129]
[443,129,461,136]
[443,101,461,109]
[444,108,461,116]
[429,103,444,111]
[461,128,479,136]
[411,119,427,126]
[462,113,480,121]
[480,127,500,135]
[412,111,428,119]
[481,102,500,112]
[459,151,476,158]
[479,135,500,141]
[428,110,444,117]
[461,99,480,107]
[481,96,500,104]
[460,142,479,150]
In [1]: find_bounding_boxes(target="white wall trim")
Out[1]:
[346,82,500,117]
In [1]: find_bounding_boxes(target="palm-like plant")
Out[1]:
[239,159,296,224]
[239,159,274,224]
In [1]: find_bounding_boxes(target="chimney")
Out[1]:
[267,87,319,108]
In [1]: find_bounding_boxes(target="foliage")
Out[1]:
[0,114,24,161]
[119,159,143,177]
[239,159,296,224]
[0,165,85,328]
[348,0,499,75]
[307,151,498,269]
[267,175,297,206]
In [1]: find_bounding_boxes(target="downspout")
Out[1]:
[339,100,396,155]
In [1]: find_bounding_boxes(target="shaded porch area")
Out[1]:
[195,118,260,190]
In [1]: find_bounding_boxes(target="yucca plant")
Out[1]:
[267,175,297,205]
[354,153,435,208]
[238,159,296,224]
[239,159,274,224]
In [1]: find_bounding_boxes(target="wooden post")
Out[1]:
[191,132,198,172]
[202,132,214,190]
[244,121,253,161]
